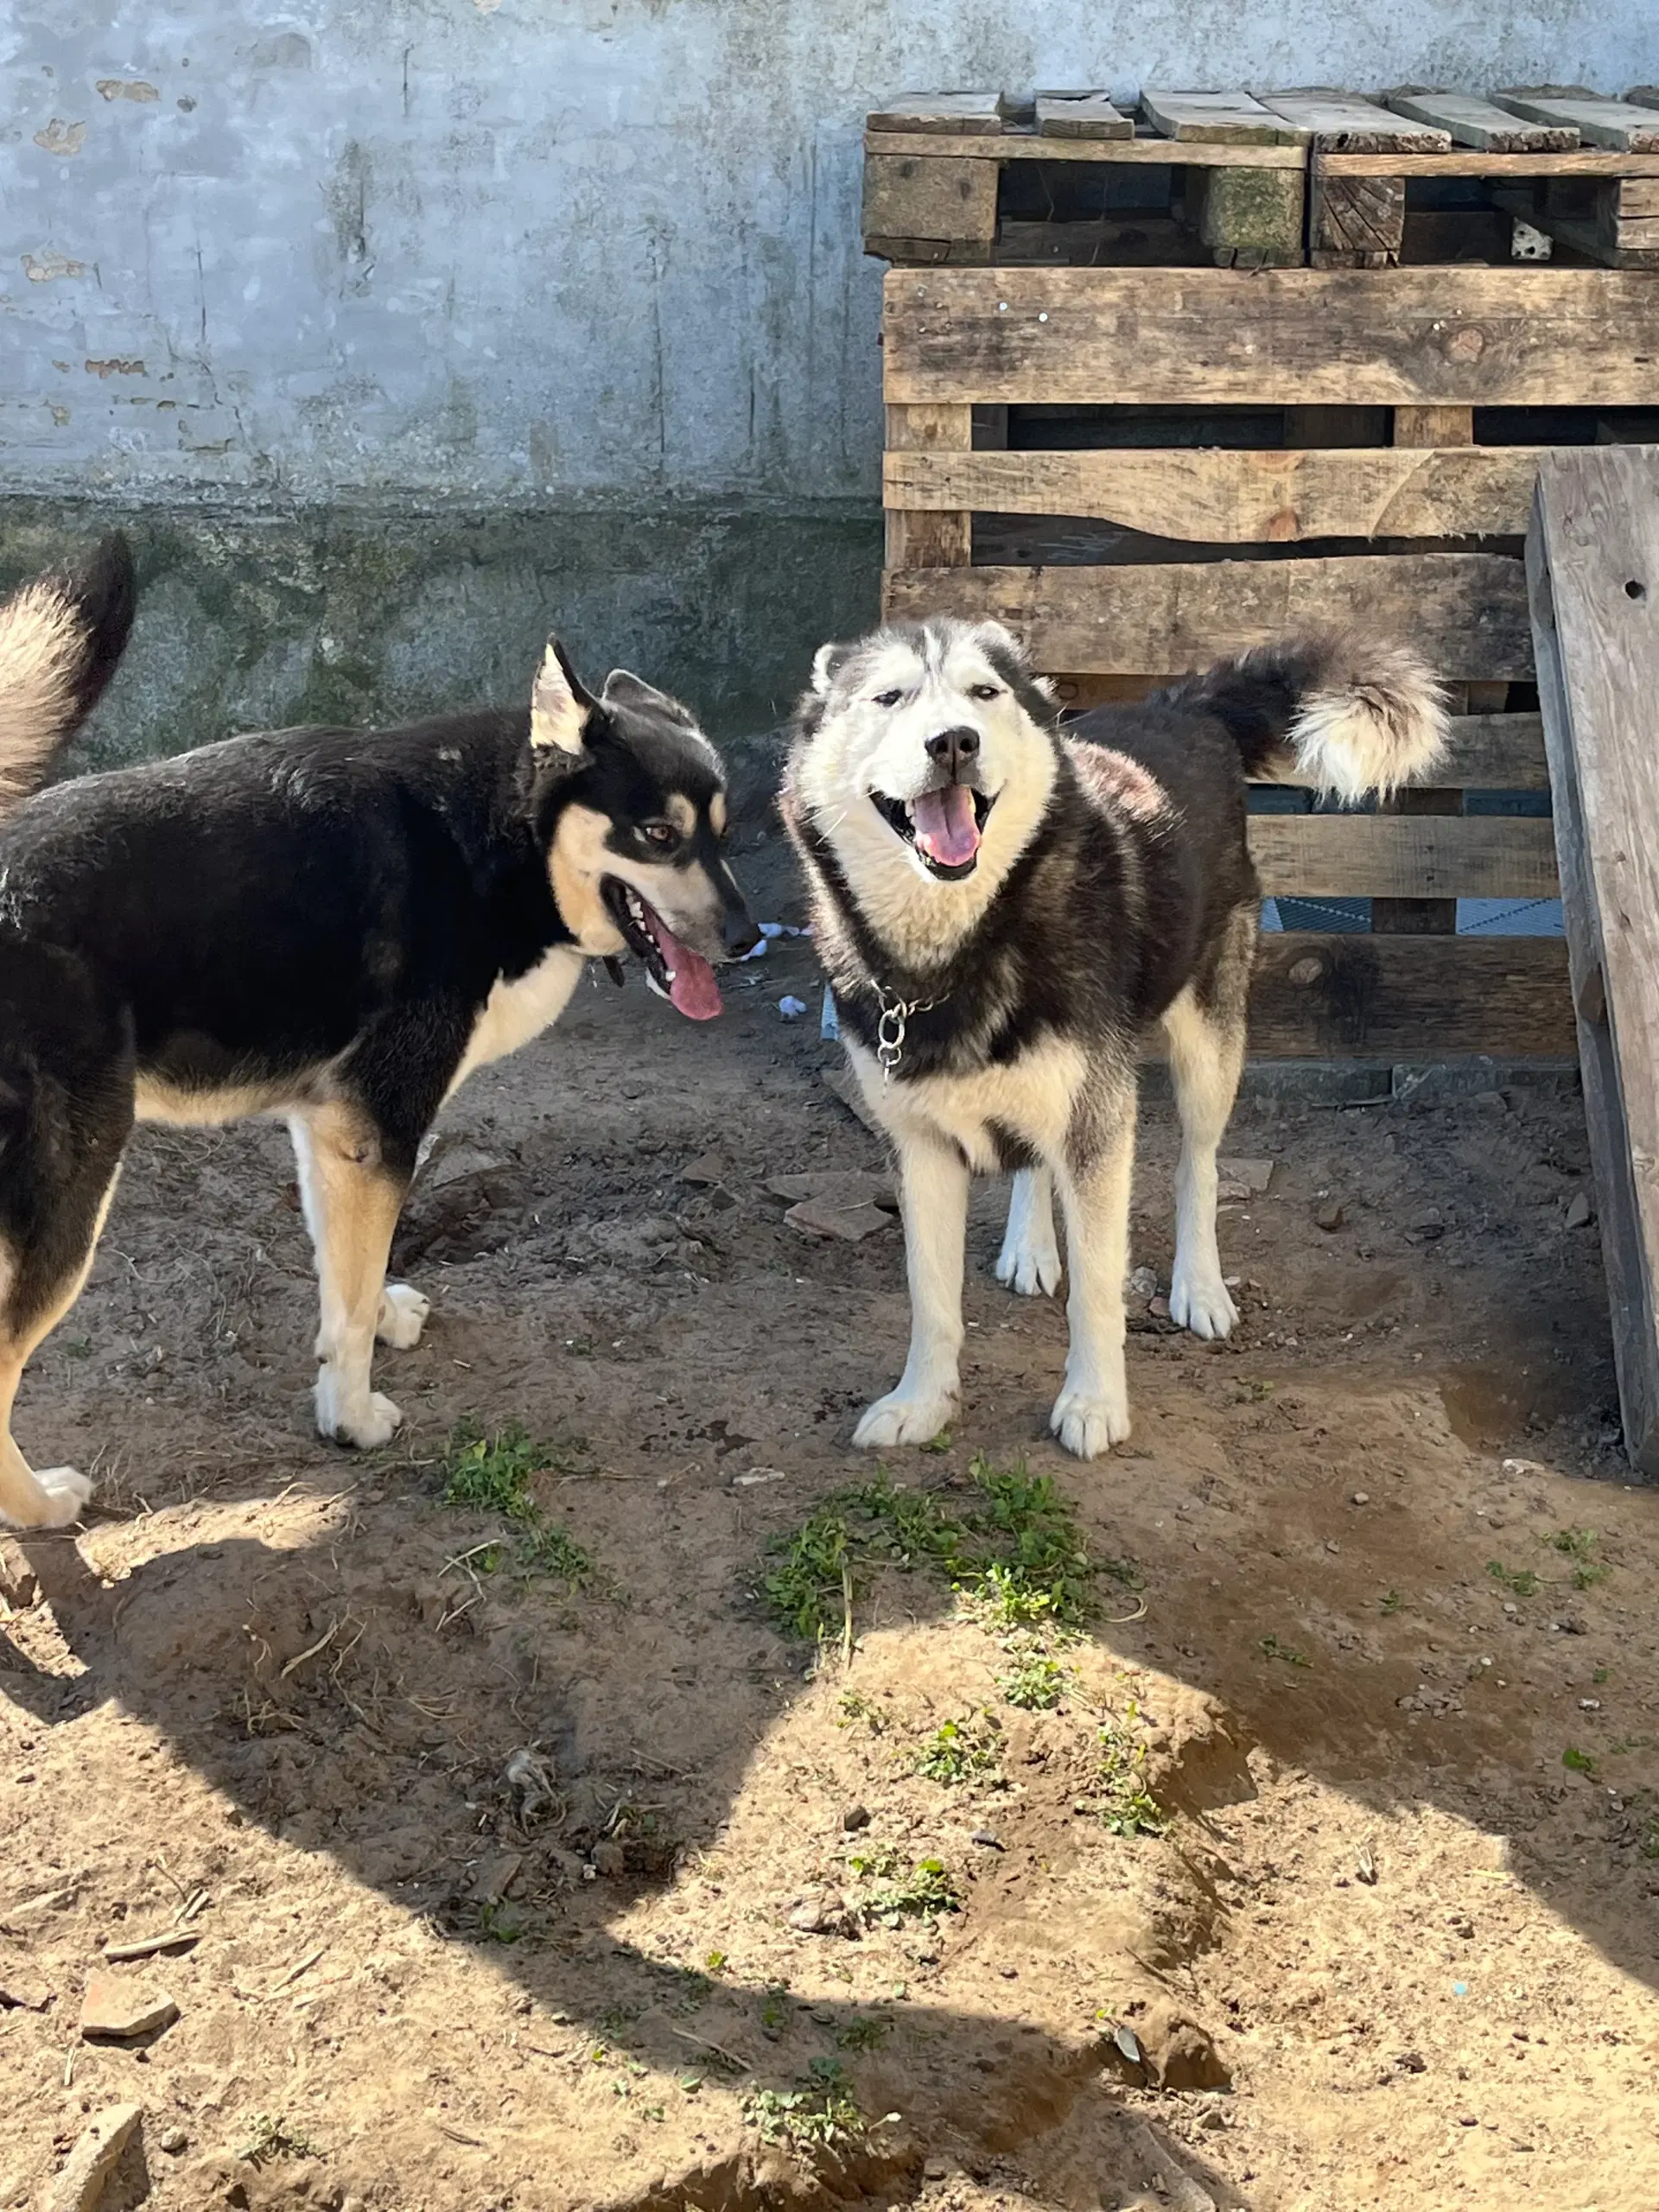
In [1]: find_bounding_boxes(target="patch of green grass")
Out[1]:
[439,1420,592,1584]
[759,1455,1101,1643]
[745,2060,888,2157]
[1563,1745,1599,1777]
[1259,1633,1313,1669]
[998,1653,1070,1710]
[704,1949,728,1974]
[854,1853,961,1925]
[836,1688,888,1734]
[1594,1665,1611,1686]
[1486,1560,1539,1599]
[474,1899,524,1944]
[1379,1588,1403,1616]
[835,2013,893,2051]
[238,2113,321,2166]
[913,1712,1002,1784]
[760,1982,791,2038]
[1090,1724,1167,1838]
[1641,1816,1659,1862]
[1550,1527,1611,1589]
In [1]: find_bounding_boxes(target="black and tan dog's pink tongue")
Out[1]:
[655,916,723,1020]
[911,785,982,869]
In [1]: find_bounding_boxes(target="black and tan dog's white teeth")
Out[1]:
[622,885,675,984]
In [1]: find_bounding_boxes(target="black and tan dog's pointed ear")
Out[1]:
[602,668,697,727]
[530,639,594,762]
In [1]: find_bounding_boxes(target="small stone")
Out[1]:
[1408,1206,1445,1237]
[1565,1189,1593,1230]
[1128,1265,1158,1300]
[1313,1201,1344,1232]
[0,1536,40,1609]
[1352,1491,1370,1504]
[590,1840,626,1878]
[784,1197,893,1243]
[79,1974,178,2042]
[45,2103,143,2212]
[680,1152,725,1186]
[842,1804,872,1832]
[0,1975,52,2012]
[1217,1156,1274,1194]
[970,1830,1005,1851]
[787,1890,854,1936]
[1149,1294,1171,1319]
[158,2127,188,2154]
[470,1851,523,1904]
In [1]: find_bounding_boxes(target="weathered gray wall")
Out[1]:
[4,2,1657,749]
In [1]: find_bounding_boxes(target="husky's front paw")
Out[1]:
[2,1465,95,1530]
[1170,1270,1238,1340]
[377,1283,431,1349]
[315,1375,404,1450]
[1048,1389,1131,1460]
[995,1231,1063,1299]
[852,1389,956,1451]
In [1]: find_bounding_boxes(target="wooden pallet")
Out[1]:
[1529,445,1659,1470]
[864,85,1659,271]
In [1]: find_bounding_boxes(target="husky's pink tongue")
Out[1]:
[654,915,723,1020]
[911,784,982,869]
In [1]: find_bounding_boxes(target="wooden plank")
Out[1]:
[1140,88,1307,145]
[1385,90,1579,151]
[1392,404,1475,447]
[1262,90,1446,267]
[1619,179,1659,215]
[1248,815,1556,899]
[1529,445,1659,1470]
[881,445,1542,541]
[1320,149,1659,176]
[884,405,972,569]
[1491,181,1659,270]
[861,129,1306,169]
[1035,92,1133,140]
[1258,90,1451,146]
[1249,933,1572,1058]
[883,554,1533,680]
[1494,90,1659,151]
[881,267,1659,409]
[867,93,1004,135]
[864,154,998,257]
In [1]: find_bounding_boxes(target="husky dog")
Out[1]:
[0,536,759,1529]
[782,615,1446,1460]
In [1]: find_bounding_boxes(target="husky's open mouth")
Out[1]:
[871,785,995,880]
[601,877,722,1020]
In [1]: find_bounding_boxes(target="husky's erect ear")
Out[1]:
[530,638,594,762]
[810,641,853,697]
[969,619,1027,666]
[601,667,697,727]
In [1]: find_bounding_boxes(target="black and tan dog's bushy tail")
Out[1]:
[0,533,137,819]
[1171,630,1448,803]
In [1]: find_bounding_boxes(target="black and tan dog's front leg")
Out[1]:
[289,1101,426,1448]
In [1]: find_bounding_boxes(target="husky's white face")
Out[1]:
[792,617,1058,967]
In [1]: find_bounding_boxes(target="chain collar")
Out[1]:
[868,976,944,1083]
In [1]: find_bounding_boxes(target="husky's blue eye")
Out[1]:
[873,689,904,709]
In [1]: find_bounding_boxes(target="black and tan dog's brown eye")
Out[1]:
[969,683,1001,701]
[641,821,679,848]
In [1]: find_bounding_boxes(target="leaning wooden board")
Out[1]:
[1529,445,1659,1474]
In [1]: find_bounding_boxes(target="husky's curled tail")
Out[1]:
[0,534,136,819]
[1167,629,1449,803]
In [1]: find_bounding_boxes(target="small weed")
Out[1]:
[835,2014,893,2051]
[1641,1816,1659,1862]
[998,1653,1069,1710]
[64,1337,92,1360]
[238,2114,321,2166]
[666,1967,713,2012]
[1594,1666,1611,1686]
[920,1430,953,1454]
[1562,1745,1599,1777]
[1259,1633,1313,1669]
[836,1688,888,1734]
[474,1899,523,1944]
[745,2060,885,2156]
[440,1420,592,1584]
[1551,1527,1611,1588]
[1486,1560,1539,1598]
[704,1949,728,1973]
[1235,1378,1274,1403]
[1090,1724,1167,1838]
[913,1712,1001,1784]
[760,1982,791,2037]
[1379,1588,1403,1616]
[859,1855,961,1925]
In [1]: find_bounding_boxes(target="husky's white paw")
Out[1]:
[0,1465,94,1530]
[315,1376,404,1450]
[1170,1270,1238,1340]
[852,1389,956,1451]
[377,1283,430,1350]
[995,1232,1063,1298]
[1048,1389,1131,1460]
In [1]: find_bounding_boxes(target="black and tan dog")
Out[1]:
[0,537,758,1528]
[783,614,1446,1462]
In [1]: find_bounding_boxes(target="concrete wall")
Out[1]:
[4,2,1657,750]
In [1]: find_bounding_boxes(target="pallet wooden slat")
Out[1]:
[867,93,1005,134]
[885,553,1534,679]
[1529,444,1659,1469]
[1384,90,1580,151]
[1318,149,1659,176]
[883,444,1543,540]
[1140,88,1306,144]
[1494,89,1659,151]
[862,128,1306,168]
[884,404,974,569]
[883,267,1659,409]
[1135,86,1306,266]
[1249,932,1572,1057]
[1035,92,1133,140]
[1248,815,1557,899]
[1260,89,1449,266]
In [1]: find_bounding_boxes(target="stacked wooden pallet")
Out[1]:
[868,85,1659,1063]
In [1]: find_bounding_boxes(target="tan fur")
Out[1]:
[709,791,728,836]
[1068,741,1171,825]
[664,793,696,836]
[448,944,585,1096]
[290,1101,410,1449]
[0,576,87,817]
[0,1174,121,1528]
[530,645,590,758]
[549,804,631,951]
[135,1073,300,1126]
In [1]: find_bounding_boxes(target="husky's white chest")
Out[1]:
[448,946,585,1094]
[847,1034,1088,1173]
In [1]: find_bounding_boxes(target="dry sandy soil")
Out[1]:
[3,824,1657,2212]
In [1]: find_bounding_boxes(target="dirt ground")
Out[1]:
[3,826,1658,2212]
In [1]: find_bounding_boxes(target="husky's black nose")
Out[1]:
[925,727,980,778]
